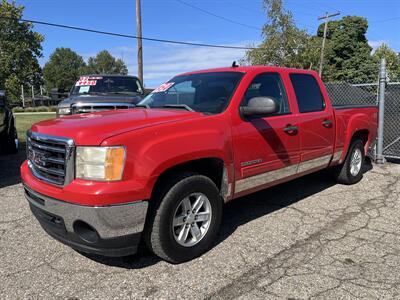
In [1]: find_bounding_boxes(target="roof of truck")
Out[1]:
[177,65,318,77]
[79,74,140,78]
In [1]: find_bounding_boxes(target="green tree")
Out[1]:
[320,16,376,83]
[373,43,400,81]
[243,0,312,68]
[86,50,128,75]
[0,0,44,102]
[43,48,86,92]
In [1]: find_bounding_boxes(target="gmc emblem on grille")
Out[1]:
[29,150,47,167]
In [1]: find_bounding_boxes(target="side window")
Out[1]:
[242,73,290,115]
[289,74,325,113]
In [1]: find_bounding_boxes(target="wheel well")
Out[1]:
[151,158,224,198]
[352,129,369,145]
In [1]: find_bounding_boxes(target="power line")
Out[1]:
[0,16,258,50]
[175,0,261,31]
[369,17,400,24]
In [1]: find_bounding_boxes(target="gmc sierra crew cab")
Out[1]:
[21,66,378,263]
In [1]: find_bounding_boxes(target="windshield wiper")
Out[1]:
[162,104,195,112]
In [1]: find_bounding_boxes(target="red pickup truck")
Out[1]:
[21,66,378,263]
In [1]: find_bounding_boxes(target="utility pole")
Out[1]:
[21,85,25,108]
[31,85,36,107]
[136,0,143,84]
[318,11,340,77]
[376,58,387,164]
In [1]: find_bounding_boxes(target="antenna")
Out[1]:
[232,61,239,68]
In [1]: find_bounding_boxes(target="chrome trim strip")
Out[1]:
[28,131,74,147]
[332,150,343,162]
[24,185,148,239]
[234,154,334,194]
[297,154,332,173]
[235,164,298,193]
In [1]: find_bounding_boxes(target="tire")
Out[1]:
[144,172,223,263]
[2,124,18,154]
[333,139,365,185]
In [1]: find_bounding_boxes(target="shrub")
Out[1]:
[12,107,25,113]
[24,107,36,112]
[36,106,49,112]
[48,106,57,112]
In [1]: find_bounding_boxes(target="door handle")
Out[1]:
[283,125,298,134]
[322,119,333,128]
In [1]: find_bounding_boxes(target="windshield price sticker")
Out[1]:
[79,86,90,93]
[152,82,174,93]
[76,77,98,86]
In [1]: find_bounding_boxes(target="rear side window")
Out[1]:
[289,74,325,113]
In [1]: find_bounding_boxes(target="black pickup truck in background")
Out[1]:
[0,90,18,154]
[57,75,146,116]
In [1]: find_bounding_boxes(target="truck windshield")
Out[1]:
[71,76,143,96]
[138,72,244,114]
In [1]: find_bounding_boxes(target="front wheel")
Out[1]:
[144,173,222,263]
[333,139,365,185]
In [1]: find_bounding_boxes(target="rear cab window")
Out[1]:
[289,73,325,113]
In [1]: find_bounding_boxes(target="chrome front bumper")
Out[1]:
[24,185,149,256]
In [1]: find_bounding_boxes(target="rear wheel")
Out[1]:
[333,139,365,185]
[144,173,222,263]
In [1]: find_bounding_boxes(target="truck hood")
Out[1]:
[31,109,203,145]
[59,94,143,106]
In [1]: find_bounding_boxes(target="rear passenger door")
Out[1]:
[289,73,335,173]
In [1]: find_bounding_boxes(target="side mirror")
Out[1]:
[240,97,280,117]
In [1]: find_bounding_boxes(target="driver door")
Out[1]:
[231,72,301,196]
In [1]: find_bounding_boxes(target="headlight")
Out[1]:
[57,107,71,115]
[76,146,126,181]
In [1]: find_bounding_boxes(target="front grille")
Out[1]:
[72,103,134,114]
[27,132,75,186]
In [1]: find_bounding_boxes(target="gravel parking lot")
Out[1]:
[1,148,399,299]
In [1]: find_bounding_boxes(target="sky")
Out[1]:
[15,0,400,87]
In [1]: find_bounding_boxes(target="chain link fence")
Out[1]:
[381,82,400,159]
[325,77,400,160]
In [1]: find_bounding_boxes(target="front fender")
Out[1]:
[102,115,233,197]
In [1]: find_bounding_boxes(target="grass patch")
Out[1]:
[15,113,56,142]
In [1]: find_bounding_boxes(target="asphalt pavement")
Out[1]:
[1,148,400,299]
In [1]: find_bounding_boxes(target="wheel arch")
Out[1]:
[342,128,370,161]
[150,157,226,201]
